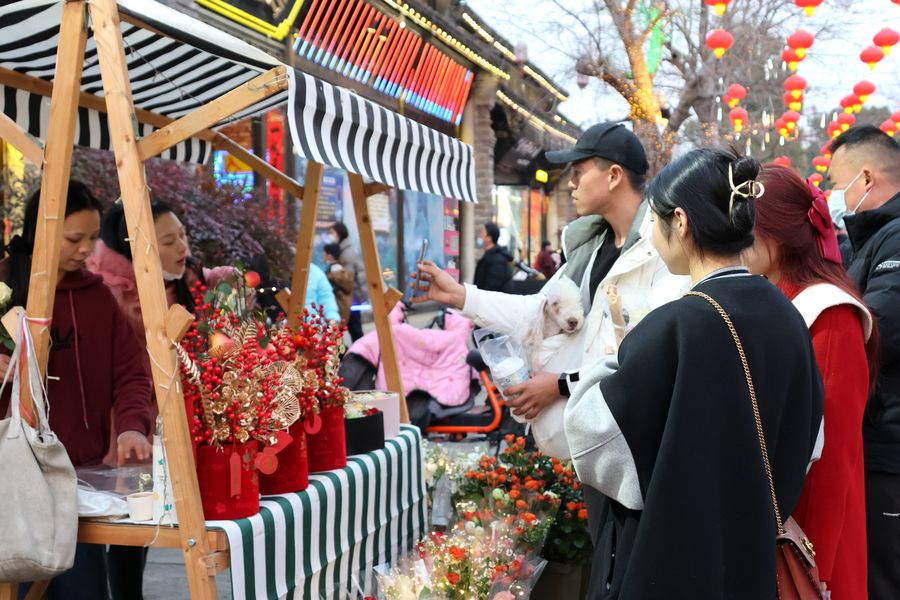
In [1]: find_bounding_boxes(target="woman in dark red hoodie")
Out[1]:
[0,181,153,600]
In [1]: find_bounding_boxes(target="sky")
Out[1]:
[464,0,900,133]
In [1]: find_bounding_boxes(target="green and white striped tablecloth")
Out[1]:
[211,425,425,600]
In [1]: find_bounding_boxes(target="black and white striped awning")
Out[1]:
[0,0,476,202]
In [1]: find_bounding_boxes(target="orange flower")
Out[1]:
[524,480,542,491]
[449,546,466,561]
[578,509,588,520]
[504,434,515,444]
[446,572,460,585]
[567,501,578,512]
[522,512,537,524]
[553,463,564,474]
[508,489,520,499]
[516,499,527,510]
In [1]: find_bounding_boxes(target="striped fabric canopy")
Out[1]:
[0,0,476,202]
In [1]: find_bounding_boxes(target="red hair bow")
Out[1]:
[806,180,841,265]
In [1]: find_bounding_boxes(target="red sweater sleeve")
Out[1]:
[790,304,869,583]
[111,299,154,437]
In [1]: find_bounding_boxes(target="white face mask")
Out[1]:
[831,169,871,218]
[827,193,848,230]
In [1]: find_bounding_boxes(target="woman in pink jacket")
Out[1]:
[87,202,236,341]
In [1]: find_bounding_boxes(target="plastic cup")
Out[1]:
[491,356,530,398]
[126,492,154,522]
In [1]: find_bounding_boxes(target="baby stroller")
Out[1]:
[339,303,519,444]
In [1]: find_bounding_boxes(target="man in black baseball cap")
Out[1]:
[546,121,650,175]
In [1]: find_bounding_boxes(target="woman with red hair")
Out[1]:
[745,164,878,600]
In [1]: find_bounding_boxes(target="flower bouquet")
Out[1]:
[177,281,315,516]
[455,436,593,566]
[292,306,350,472]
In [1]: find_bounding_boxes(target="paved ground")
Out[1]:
[144,302,480,598]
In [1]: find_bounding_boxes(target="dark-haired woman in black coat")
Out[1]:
[565,149,824,599]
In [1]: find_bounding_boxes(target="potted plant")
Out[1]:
[177,279,309,518]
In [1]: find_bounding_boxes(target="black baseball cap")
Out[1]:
[545,122,649,175]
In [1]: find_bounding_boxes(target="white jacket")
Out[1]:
[463,208,690,371]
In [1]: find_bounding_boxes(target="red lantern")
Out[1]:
[783,110,801,132]
[820,142,833,158]
[794,0,824,16]
[773,156,792,168]
[783,91,803,111]
[891,110,900,124]
[784,75,807,100]
[827,121,843,139]
[808,173,824,187]
[706,29,734,59]
[880,120,897,137]
[781,48,803,71]
[837,112,856,131]
[860,45,885,70]
[726,84,746,107]
[729,107,749,132]
[703,0,731,16]
[874,28,900,55]
[812,156,831,172]
[787,29,816,58]
[776,117,789,137]
[853,81,876,103]
[840,94,861,114]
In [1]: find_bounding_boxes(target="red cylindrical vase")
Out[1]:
[307,405,347,472]
[259,424,309,495]
[196,442,260,520]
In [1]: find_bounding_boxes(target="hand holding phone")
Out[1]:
[411,239,429,297]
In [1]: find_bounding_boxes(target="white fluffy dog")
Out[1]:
[522,275,584,362]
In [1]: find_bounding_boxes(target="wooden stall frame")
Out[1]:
[0,0,413,596]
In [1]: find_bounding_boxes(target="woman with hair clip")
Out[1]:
[745,165,877,600]
[0,181,153,600]
[563,150,824,599]
[87,201,238,340]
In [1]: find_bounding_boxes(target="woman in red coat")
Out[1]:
[746,165,878,599]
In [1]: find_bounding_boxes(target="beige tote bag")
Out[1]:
[0,315,77,582]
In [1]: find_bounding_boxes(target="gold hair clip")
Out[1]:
[728,163,766,216]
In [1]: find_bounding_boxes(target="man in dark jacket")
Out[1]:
[473,222,513,291]
[829,125,900,600]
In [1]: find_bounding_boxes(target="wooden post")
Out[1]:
[348,174,409,423]
[287,161,323,328]
[89,0,218,598]
[21,0,87,408]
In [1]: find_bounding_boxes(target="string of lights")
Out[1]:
[495,90,577,144]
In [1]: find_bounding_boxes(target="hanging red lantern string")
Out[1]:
[703,0,732,16]
[787,29,816,58]
[706,29,734,59]
[726,84,746,108]
[860,45,885,70]
[880,120,897,136]
[874,28,900,55]
[821,142,833,158]
[794,0,824,16]
[808,173,824,187]
[776,117,790,138]
[892,110,900,124]
[852,81,876,103]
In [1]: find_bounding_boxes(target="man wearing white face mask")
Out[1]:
[829,125,900,600]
